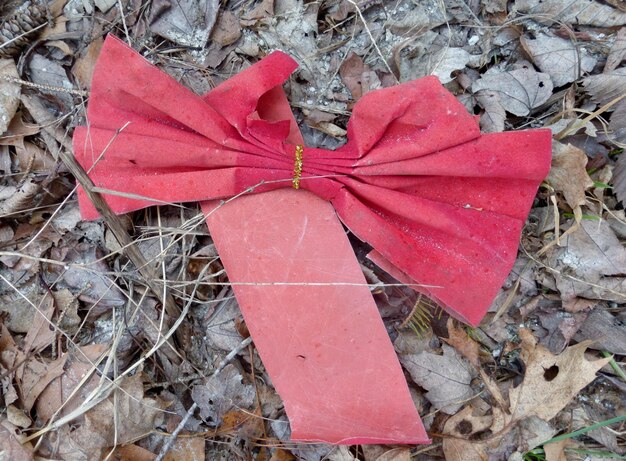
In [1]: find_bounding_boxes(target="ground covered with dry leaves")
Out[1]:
[0,0,625,459]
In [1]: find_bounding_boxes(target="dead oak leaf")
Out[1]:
[400,344,476,414]
[441,405,496,461]
[547,140,594,209]
[0,419,34,461]
[442,330,607,461]
[444,319,480,367]
[509,329,610,422]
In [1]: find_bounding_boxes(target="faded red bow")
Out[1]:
[74,35,551,444]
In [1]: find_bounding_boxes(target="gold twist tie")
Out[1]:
[292,145,303,189]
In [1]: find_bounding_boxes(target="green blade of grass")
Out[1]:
[602,351,626,382]
[541,414,626,446]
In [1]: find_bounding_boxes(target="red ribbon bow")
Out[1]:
[75,35,551,444]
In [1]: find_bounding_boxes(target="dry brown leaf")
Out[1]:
[18,354,67,412]
[328,446,358,461]
[72,37,104,90]
[210,11,241,47]
[516,0,626,26]
[27,54,73,110]
[573,405,621,454]
[547,140,594,209]
[269,448,296,461]
[36,344,108,422]
[203,297,245,352]
[573,306,626,354]
[51,288,81,333]
[442,410,556,461]
[550,220,626,303]
[0,59,20,134]
[7,404,31,429]
[0,224,14,243]
[475,90,506,133]
[191,364,256,425]
[399,34,475,84]
[339,52,381,101]
[15,141,56,173]
[149,0,219,48]
[163,436,205,461]
[582,68,626,106]
[41,424,97,461]
[509,329,610,422]
[0,115,40,147]
[443,330,608,461]
[256,0,319,81]
[400,344,476,414]
[374,447,411,461]
[562,297,597,313]
[471,67,553,116]
[483,0,507,13]
[74,373,166,447]
[94,0,115,13]
[0,325,19,405]
[22,293,55,354]
[544,439,571,461]
[214,408,265,440]
[444,319,480,367]
[242,0,274,21]
[605,28,626,72]
[0,419,34,461]
[442,405,495,461]
[608,98,626,147]
[114,444,157,461]
[0,176,40,215]
[388,6,447,34]
[49,243,126,310]
[521,33,596,87]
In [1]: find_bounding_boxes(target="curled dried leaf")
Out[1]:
[547,140,594,209]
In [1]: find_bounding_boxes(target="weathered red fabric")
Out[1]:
[74,35,551,443]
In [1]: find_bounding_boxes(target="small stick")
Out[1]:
[154,336,253,461]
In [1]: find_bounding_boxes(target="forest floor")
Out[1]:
[0,0,625,460]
